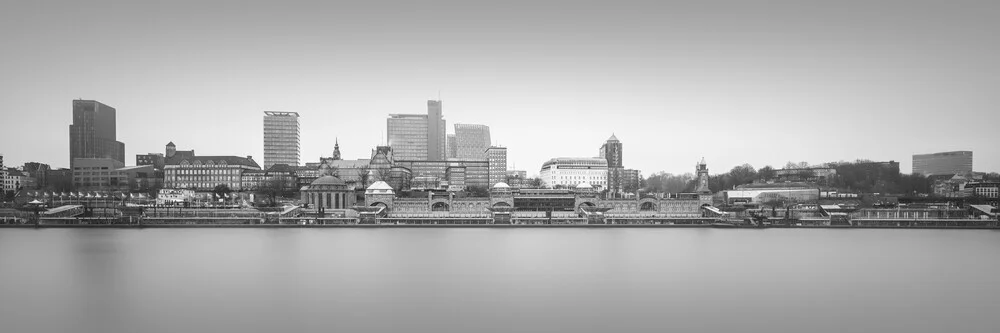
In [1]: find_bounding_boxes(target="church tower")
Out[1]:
[332,138,342,160]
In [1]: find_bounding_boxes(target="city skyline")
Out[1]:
[2,1,999,176]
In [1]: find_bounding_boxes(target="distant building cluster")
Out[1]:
[2,98,993,216]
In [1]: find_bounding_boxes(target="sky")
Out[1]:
[1,0,998,176]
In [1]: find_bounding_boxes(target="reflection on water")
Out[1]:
[1,228,1000,333]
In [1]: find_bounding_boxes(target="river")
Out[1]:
[1,228,998,333]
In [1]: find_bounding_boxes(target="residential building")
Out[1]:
[966,182,999,199]
[454,124,491,160]
[263,111,300,168]
[486,146,507,187]
[386,100,446,161]
[539,157,608,190]
[2,168,27,194]
[913,151,973,176]
[69,100,125,168]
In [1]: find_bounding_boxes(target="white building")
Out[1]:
[539,157,608,190]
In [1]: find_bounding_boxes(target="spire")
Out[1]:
[332,138,342,160]
[608,133,619,142]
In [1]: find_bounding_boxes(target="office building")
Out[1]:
[454,124,491,160]
[162,142,261,190]
[539,157,608,190]
[913,151,973,176]
[447,134,457,159]
[386,100,446,161]
[69,100,125,169]
[427,100,446,160]
[387,114,429,161]
[263,111,300,168]
[486,146,507,187]
[395,159,489,190]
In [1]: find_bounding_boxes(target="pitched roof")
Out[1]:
[166,155,260,169]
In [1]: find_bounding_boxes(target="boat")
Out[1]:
[711,222,737,228]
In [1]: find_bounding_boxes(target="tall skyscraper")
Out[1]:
[69,100,125,169]
[387,114,429,161]
[600,134,624,194]
[454,124,491,160]
[446,134,457,159]
[912,151,973,176]
[486,146,507,187]
[263,111,300,169]
[387,100,447,161]
[427,100,446,161]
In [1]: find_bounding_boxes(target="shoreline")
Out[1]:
[1,224,997,230]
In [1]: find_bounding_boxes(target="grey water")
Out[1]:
[1,228,999,333]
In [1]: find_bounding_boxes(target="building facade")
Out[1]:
[163,143,261,191]
[136,153,165,170]
[446,134,457,159]
[913,151,973,176]
[387,114,429,161]
[486,146,507,187]
[427,100,446,161]
[454,124,491,160]
[395,159,489,190]
[71,158,158,192]
[386,100,446,161]
[263,111,300,168]
[69,100,125,169]
[540,157,608,190]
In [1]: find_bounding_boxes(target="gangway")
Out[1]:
[41,205,85,218]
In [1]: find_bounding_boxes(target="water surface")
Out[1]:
[1,228,998,333]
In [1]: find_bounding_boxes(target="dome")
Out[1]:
[311,175,346,186]
[492,182,510,189]
[576,182,593,189]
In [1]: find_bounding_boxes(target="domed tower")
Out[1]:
[489,182,513,208]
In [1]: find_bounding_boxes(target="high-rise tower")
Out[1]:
[263,111,300,168]
[387,100,447,161]
[454,124,491,160]
[69,100,125,169]
[600,134,625,194]
[427,100,446,160]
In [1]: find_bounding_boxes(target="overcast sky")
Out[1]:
[1,0,998,176]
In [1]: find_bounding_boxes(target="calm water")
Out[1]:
[1,228,999,333]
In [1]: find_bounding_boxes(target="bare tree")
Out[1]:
[356,164,371,189]
[257,174,292,207]
[374,167,392,182]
